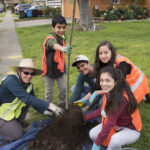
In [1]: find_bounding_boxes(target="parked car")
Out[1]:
[15,4,19,14]
[0,9,3,13]
[15,4,32,15]
[0,4,3,13]
[28,5,46,16]
[46,0,61,8]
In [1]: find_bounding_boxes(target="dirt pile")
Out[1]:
[27,104,97,150]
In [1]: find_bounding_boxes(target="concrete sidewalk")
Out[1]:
[0,11,22,80]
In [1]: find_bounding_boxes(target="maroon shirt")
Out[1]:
[84,96,136,146]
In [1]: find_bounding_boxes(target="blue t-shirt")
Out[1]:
[70,71,96,103]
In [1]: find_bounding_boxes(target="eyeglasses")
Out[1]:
[22,71,35,76]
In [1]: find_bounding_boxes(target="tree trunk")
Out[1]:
[0,0,6,11]
[77,0,94,31]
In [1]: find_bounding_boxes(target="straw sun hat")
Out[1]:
[10,58,43,75]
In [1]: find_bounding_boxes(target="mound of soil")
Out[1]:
[27,104,97,150]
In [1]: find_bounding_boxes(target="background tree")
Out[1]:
[77,0,94,31]
[0,0,6,11]
[19,0,25,4]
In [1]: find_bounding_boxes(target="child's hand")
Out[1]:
[62,44,72,54]
[96,90,108,95]
[92,143,101,150]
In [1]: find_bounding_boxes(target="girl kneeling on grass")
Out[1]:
[84,66,141,150]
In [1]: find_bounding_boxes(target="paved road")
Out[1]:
[0,11,23,80]
[15,18,52,27]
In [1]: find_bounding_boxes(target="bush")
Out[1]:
[93,7,100,17]
[131,6,146,18]
[98,5,149,21]
[104,10,119,21]
[117,7,126,15]
[124,9,136,20]
[43,6,51,16]
[113,9,122,18]
[51,7,61,17]
[144,8,150,17]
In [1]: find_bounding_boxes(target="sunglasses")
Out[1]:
[22,71,35,76]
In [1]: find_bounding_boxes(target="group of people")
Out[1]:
[0,14,149,150]
[0,15,70,143]
[72,41,149,150]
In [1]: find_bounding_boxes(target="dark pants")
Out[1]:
[0,105,29,141]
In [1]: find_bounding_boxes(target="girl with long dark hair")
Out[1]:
[94,41,149,104]
[84,66,141,150]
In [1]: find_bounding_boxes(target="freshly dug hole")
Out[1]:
[27,104,96,150]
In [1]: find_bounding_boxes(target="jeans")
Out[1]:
[71,85,91,100]
[44,74,66,104]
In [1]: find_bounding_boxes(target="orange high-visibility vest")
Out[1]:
[115,54,149,103]
[101,93,142,147]
[42,36,65,76]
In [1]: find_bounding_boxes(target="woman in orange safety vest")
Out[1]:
[84,66,141,150]
[94,41,150,104]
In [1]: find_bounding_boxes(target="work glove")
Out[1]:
[92,143,101,150]
[73,97,86,108]
[43,110,53,116]
[62,44,72,54]
[89,91,98,105]
[48,103,64,116]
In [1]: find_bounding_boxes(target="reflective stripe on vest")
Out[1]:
[131,67,143,92]
[116,54,143,91]
[101,93,142,147]
[0,76,7,87]
[0,75,33,121]
[115,54,149,103]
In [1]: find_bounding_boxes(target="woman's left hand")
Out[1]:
[91,143,101,150]
[96,90,108,95]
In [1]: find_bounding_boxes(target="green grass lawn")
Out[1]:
[16,20,150,149]
[12,13,18,18]
[0,12,5,22]
[0,12,5,18]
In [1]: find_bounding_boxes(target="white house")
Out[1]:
[46,0,61,7]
